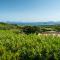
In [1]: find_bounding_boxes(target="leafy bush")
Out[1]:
[0,30,59,60]
[22,26,40,34]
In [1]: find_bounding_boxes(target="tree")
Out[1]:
[22,26,40,34]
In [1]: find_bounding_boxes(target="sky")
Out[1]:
[0,0,60,22]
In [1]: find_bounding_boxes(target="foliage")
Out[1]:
[22,26,40,34]
[0,30,59,60]
[0,22,60,33]
[0,22,60,60]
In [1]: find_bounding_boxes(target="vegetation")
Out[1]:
[0,22,60,34]
[0,30,60,60]
[0,22,60,60]
[22,26,40,34]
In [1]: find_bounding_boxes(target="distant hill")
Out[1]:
[0,22,18,30]
[6,21,60,26]
[0,21,60,26]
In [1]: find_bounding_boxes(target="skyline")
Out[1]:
[0,0,60,22]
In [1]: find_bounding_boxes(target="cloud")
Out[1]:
[0,16,60,22]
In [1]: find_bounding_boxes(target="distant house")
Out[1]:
[38,31,60,36]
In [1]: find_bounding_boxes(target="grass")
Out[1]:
[0,30,60,60]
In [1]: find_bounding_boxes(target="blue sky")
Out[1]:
[0,0,60,22]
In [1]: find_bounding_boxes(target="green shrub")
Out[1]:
[0,30,59,60]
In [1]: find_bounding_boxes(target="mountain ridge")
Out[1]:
[0,21,60,26]
[6,21,60,26]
